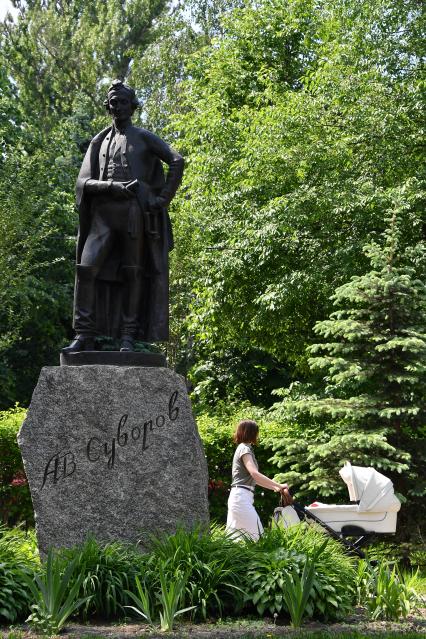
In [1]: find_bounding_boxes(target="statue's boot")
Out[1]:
[62,334,95,353]
[120,336,135,352]
[62,265,98,353]
[120,266,142,352]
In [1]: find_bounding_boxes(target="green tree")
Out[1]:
[270,214,426,538]
[131,0,237,133]
[168,0,425,401]
[0,111,84,406]
[2,0,167,127]
[0,0,170,406]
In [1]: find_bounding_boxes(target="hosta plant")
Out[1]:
[246,523,356,620]
[246,548,305,616]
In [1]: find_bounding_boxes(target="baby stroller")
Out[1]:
[274,462,401,558]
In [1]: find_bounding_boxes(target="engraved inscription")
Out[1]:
[40,390,182,488]
[169,390,179,421]
[41,451,76,489]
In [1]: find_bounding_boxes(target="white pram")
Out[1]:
[275,462,401,557]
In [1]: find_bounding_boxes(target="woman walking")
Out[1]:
[226,419,289,541]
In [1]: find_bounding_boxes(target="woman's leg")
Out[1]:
[226,489,263,541]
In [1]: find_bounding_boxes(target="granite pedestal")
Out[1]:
[18,365,209,554]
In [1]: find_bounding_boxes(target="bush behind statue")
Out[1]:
[0,526,39,623]
[0,406,33,527]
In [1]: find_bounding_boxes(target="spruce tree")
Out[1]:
[271,215,426,538]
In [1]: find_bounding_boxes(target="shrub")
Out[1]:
[0,406,33,527]
[23,548,89,635]
[245,523,357,621]
[144,525,251,620]
[356,559,420,621]
[60,537,147,620]
[0,526,38,623]
[197,406,285,523]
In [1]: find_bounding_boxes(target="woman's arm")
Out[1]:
[242,454,288,492]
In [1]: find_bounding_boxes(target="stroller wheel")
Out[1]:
[341,524,367,536]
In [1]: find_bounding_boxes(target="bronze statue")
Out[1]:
[63,80,184,353]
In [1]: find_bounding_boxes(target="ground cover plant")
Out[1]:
[59,538,147,621]
[0,526,38,624]
[247,525,356,621]
[4,523,424,634]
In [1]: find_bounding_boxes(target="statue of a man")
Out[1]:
[63,80,184,353]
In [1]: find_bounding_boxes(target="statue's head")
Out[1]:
[104,79,139,117]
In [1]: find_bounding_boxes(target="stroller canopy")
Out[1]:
[339,462,401,512]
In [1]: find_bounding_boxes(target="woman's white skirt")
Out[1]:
[226,486,264,541]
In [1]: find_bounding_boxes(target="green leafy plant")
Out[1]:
[0,527,38,623]
[147,525,250,619]
[22,548,89,635]
[247,524,357,620]
[125,574,154,624]
[185,554,246,620]
[365,561,418,621]
[157,563,196,632]
[281,540,328,627]
[247,548,305,616]
[61,537,146,619]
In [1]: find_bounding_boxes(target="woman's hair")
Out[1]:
[233,419,259,445]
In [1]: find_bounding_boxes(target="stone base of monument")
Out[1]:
[60,350,166,367]
[18,366,209,555]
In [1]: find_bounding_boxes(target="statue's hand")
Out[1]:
[148,193,167,211]
[109,181,136,199]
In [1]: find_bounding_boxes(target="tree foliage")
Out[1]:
[0,0,424,541]
[169,0,425,396]
[269,216,426,535]
[0,0,172,405]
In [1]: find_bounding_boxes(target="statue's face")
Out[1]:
[108,90,133,123]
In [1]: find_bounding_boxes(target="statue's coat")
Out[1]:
[75,125,177,341]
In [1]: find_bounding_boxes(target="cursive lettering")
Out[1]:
[87,437,102,462]
[43,391,182,484]
[41,450,76,489]
[168,390,179,421]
